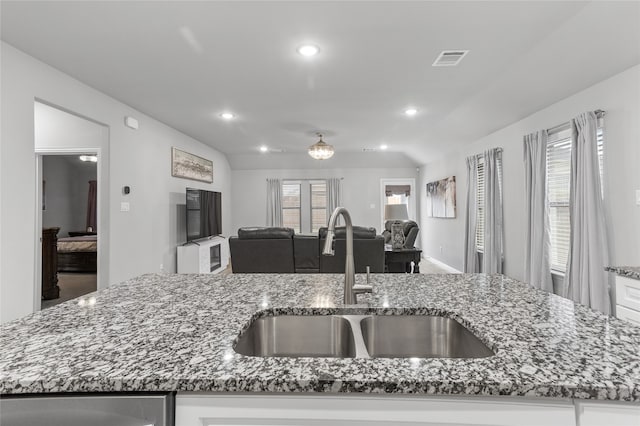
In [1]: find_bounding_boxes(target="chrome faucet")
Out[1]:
[322,207,373,304]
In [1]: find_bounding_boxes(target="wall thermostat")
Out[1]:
[123,186,130,195]
[124,116,139,130]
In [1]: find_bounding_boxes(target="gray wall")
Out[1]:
[42,155,97,238]
[231,167,419,235]
[418,64,640,280]
[1,42,232,323]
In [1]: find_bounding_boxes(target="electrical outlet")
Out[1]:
[370,203,375,209]
[159,264,164,272]
[120,202,130,212]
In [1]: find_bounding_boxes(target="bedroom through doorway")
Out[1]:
[40,154,98,309]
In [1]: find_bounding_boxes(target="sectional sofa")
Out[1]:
[229,226,385,273]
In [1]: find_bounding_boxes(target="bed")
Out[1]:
[57,235,97,273]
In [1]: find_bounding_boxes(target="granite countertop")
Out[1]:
[1,273,639,402]
[606,266,640,280]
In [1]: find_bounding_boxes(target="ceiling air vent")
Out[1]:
[432,50,469,67]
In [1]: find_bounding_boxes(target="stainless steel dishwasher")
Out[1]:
[0,392,174,426]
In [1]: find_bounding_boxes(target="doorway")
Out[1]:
[379,178,417,230]
[40,155,98,309]
[34,100,109,312]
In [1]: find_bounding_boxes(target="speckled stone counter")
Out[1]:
[1,273,639,402]
[606,266,640,280]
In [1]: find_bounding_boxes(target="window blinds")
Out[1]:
[546,125,603,272]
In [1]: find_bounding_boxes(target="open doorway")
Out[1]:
[40,155,98,309]
[34,100,109,312]
[379,178,417,229]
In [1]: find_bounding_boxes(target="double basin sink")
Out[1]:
[234,314,495,359]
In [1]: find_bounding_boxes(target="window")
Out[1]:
[310,182,327,233]
[476,160,485,251]
[282,182,301,232]
[546,126,603,272]
[282,180,327,233]
[474,155,503,252]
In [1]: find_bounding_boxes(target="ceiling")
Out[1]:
[2,1,639,169]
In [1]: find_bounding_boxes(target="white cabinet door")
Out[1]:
[176,394,576,426]
[616,276,640,312]
[576,400,640,426]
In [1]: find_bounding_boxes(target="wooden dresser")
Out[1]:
[42,227,60,300]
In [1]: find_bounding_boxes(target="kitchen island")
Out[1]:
[1,273,639,425]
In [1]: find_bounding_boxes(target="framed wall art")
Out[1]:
[171,147,213,183]
[426,175,456,218]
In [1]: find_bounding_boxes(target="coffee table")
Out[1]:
[385,246,422,273]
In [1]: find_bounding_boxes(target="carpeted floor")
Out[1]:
[41,273,97,309]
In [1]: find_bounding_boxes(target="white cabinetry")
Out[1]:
[615,275,640,325]
[175,394,577,426]
[177,236,229,274]
[576,400,640,426]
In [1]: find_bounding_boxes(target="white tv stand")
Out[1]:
[177,236,229,274]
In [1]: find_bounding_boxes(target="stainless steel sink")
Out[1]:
[234,314,494,359]
[360,315,494,358]
[234,315,357,357]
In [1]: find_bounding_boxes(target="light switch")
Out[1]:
[636,190,640,206]
[370,204,375,209]
[120,201,130,212]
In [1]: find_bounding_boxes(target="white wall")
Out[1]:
[0,42,232,323]
[231,167,419,235]
[419,65,640,280]
[42,156,97,238]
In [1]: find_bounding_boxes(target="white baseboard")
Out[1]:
[423,256,462,273]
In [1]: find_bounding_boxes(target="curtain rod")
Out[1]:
[547,109,606,135]
[267,177,344,181]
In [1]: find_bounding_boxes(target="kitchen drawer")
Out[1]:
[615,276,640,311]
[617,305,640,326]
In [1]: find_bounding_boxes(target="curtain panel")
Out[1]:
[266,178,283,227]
[86,180,97,232]
[523,131,553,292]
[463,155,479,273]
[563,112,611,314]
[482,148,504,274]
[326,178,342,220]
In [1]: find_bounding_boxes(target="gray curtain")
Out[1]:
[483,148,503,274]
[564,112,610,314]
[463,155,479,273]
[327,178,342,220]
[266,178,283,227]
[86,180,97,232]
[523,131,552,292]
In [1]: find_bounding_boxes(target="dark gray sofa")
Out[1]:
[228,227,295,273]
[229,226,384,273]
[318,226,385,273]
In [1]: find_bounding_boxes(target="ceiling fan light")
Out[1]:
[308,135,334,160]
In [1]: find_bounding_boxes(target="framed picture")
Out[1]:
[171,147,213,183]
[426,176,456,218]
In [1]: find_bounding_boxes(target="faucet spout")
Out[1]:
[323,207,367,305]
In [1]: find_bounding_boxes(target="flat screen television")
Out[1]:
[186,188,222,242]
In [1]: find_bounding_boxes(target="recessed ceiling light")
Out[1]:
[220,112,235,120]
[404,108,418,116]
[259,146,268,153]
[297,44,320,57]
[380,144,388,150]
